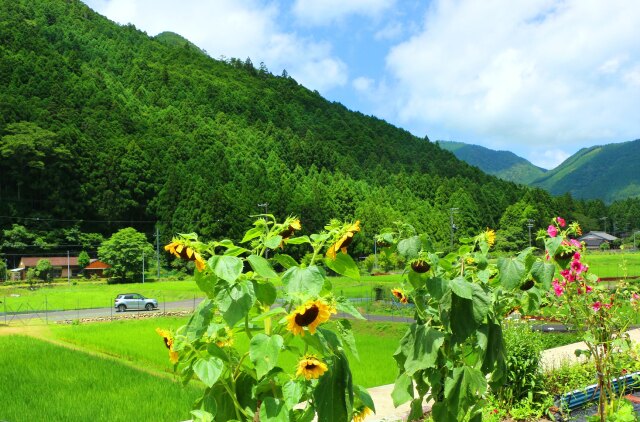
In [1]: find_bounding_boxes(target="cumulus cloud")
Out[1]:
[384,0,640,153]
[529,148,571,170]
[83,0,348,92]
[292,0,396,26]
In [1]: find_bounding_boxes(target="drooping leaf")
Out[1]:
[314,352,354,422]
[391,373,414,407]
[444,367,487,420]
[271,254,298,269]
[354,384,376,413]
[252,280,277,306]
[185,299,214,341]
[193,356,224,387]
[450,295,478,344]
[282,265,324,296]
[336,319,359,360]
[259,397,289,422]
[426,276,448,300]
[398,324,445,376]
[216,280,256,326]
[249,333,283,379]
[531,260,555,290]
[208,255,243,284]
[283,380,305,409]
[247,254,278,279]
[477,322,506,385]
[264,235,283,249]
[497,256,526,290]
[324,252,360,280]
[469,283,491,324]
[450,277,472,299]
[194,269,218,299]
[284,235,311,245]
[397,236,421,260]
[241,226,263,243]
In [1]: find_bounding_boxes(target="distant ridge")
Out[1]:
[438,141,547,185]
[531,139,640,202]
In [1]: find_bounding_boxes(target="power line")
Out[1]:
[0,215,158,224]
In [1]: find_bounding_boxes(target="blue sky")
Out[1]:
[83,0,640,169]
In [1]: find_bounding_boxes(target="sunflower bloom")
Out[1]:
[280,218,302,240]
[215,327,234,348]
[485,229,496,248]
[352,406,373,422]
[326,220,360,260]
[391,288,408,304]
[286,300,334,336]
[296,355,328,380]
[164,239,206,271]
[156,328,179,364]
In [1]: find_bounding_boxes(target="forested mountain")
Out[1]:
[438,141,547,184]
[532,139,640,203]
[0,0,638,259]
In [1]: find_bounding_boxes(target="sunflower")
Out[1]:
[352,406,373,422]
[164,239,206,271]
[391,288,408,304]
[156,328,179,364]
[286,299,334,336]
[279,218,302,240]
[296,355,328,380]
[326,220,360,260]
[215,327,234,348]
[485,228,496,248]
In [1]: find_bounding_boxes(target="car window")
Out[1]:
[132,294,141,299]
[125,295,134,299]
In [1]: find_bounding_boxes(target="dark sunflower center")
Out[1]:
[162,337,170,349]
[305,362,318,370]
[340,236,354,249]
[294,305,319,327]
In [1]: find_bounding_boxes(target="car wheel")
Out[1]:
[145,303,153,311]
[118,304,126,312]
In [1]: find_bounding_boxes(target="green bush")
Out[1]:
[497,323,547,407]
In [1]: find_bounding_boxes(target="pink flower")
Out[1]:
[604,303,612,310]
[557,217,566,227]
[570,239,581,248]
[585,285,593,293]
[571,260,587,274]
[632,293,640,303]
[592,301,602,311]
[552,279,564,296]
[545,251,550,261]
[547,225,558,237]
[573,252,581,260]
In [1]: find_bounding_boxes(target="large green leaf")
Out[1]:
[249,333,283,379]
[545,236,563,257]
[282,380,305,409]
[216,280,256,326]
[241,226,263,243]
[247,254,278,279]
[399,324,445,376]
[426,276,448,300]
[252,280,277,306]
[469,283,491,324]
[271,254,298,269]
[450,295,477,344]
[497,256,526,290]
[284,235,310,245]
[450,277,472,299]
[208,255,243,284]
[477,322,505,383]
[193,356,224,387]
[391,373,414,407]
[354,384,375,413]
[259,397,288,422]
[444,367,487,420]
[282,265,324,296]
[531,260,555,290]
[336,319,359,360]
[194,270,218,299]
[314,352,354,422]
[185,299,214,341]
[264,235,283,250]
[324,252,360,280]
[397,236,421,260]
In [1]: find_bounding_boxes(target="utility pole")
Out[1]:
[449,207,459,249]
[67,250,70,284]
[527,219,535,248]
[142,250,145,284]
[154,225,160,280]
[373,236,378,271]
[258,203,269,258]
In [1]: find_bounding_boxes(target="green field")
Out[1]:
[582,251,640,279]
[0,335,200,422]
[49,316,407,388]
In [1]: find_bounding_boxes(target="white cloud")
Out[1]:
[353,76,374,92]
[83,0,348,93]
[529,148,571,170]
[383,0,640,153]
[292,0,396,25]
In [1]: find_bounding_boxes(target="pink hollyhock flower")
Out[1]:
[571,260,587,274]
[592,301,602,311]
[570,239,581,248]
[552,279,564,296]
[585,285,593,293]
[557,217,566,227]
[547,225,558,237]
[573,252,581,260]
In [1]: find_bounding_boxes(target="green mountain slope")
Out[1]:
[438,141,547,184]
[0,0,527,251]
[531,139,640,202]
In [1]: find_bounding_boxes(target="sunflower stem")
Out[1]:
[245,314,253,339]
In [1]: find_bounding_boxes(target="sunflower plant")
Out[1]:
[158,216,374,422]
[381,225,553,421]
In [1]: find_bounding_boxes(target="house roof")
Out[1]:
[20,257,79,267]
[578,231,619,242]
[85,260,110,269]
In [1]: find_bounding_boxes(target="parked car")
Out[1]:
[114,293,158,312]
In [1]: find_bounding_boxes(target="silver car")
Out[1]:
[114,293,158,312]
